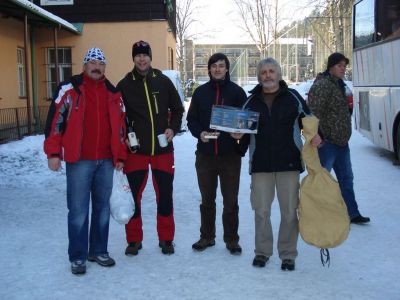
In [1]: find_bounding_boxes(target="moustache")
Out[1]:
[91,69,102,74]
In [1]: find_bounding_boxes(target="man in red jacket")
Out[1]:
[44,47,127,275]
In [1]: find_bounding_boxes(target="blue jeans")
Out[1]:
[318,142,360,218]
[66,159,114,262]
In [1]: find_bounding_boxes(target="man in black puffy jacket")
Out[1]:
[187,53,247,255]
[241,58,320,271]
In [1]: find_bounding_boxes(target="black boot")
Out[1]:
[351,215,370,224]
[281,259,295,271]
[226,241,242,255]
[192,238,215,251]
[252,255,269,267]
[159,240,175,255]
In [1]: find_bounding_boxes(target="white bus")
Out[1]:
[352,0,400,159]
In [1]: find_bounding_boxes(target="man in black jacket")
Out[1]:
[242,58,320,270]
[117,41,184,256]
[187,53,247,255]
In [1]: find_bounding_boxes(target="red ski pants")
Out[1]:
[124,152,175,243]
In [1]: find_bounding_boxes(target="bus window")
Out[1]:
[381,2,400,40]
[354,0,375,48]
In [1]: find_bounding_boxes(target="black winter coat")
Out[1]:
[117,68,184,156]
[187,76,247,156]
[243,81,310,173]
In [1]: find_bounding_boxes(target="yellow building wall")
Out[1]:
[0,19,176,109]
[0,18,32,109]
[34,21,176,93]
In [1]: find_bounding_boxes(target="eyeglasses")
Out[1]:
[135,41,149,47]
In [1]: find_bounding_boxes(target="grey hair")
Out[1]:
[256,57,282,82]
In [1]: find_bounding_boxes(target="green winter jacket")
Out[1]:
[307,73,351,146]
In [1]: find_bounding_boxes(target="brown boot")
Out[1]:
[125,242,142,256]
[159,240,175,255]
[226,241,242,255]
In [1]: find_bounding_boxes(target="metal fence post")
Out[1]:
[16,108,21,139]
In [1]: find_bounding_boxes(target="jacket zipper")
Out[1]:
[143,78,155,155]
[95,84,100,160]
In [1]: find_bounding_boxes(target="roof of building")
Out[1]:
[0,0,81,34]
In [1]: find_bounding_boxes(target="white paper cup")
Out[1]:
[158,133,168,147]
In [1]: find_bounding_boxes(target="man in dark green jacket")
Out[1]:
[117,41,184,256]
[308,52,370,224]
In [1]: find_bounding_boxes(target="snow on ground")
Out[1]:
[289,81,314,100]
[1,122,400,300]
[288,80,353,101]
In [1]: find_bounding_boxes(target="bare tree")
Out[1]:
[305,0,352,73]
[306,0,351,52]
[271,0,279,58]
[233,0,271,57]
[176,0,197,82]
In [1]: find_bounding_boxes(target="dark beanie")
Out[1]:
[132,40,152,59]
[327,52,349,70]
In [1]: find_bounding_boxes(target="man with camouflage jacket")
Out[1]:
[308,52,370,224]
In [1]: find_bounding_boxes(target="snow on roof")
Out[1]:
[9,0,80,34]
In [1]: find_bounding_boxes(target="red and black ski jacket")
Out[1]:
[44,73,127,166]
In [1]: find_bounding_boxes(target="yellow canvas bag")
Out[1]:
[298,116,350,265]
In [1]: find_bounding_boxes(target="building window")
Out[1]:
[17,48,26,98]
[378,0,400,41]
[46,47,72,99]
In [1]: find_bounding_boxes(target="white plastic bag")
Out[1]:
[110,170,135,224]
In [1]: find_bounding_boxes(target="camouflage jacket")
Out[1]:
[307,73,351,146]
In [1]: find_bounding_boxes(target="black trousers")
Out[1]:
[195,151,242,243]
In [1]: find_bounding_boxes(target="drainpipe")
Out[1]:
[54,26,59,86]
[24,13,32,135]
[30,26,39,132]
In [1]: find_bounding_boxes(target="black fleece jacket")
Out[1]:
[187,76,247,156]
[243,81,310,173]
